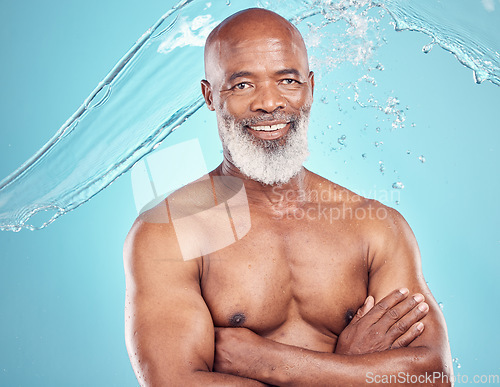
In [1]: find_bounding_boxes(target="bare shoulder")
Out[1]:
[124,169,241,267]
[124,202,182,264]
[308,170,417,251]
[307,169,390,212]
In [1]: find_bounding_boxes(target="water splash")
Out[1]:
[374,0,500,85]
[0,0,212,231]
[1,0,499,231]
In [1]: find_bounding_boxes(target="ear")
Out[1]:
[308,71,315,99]
[201,79,215,111]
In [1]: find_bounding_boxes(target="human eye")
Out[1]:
[233,82,250,90]
[280,78,301,85]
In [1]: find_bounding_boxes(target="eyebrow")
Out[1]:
[275,68,301,77]
[228,68,303,83]
[229,71,253,82]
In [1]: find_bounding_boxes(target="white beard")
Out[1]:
[217,108,310,186]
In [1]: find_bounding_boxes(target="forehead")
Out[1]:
[205,24,309,83]
[223,36,306,70]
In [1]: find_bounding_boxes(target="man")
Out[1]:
[124,8,452,386]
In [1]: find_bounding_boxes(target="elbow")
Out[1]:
[409,347,453,386]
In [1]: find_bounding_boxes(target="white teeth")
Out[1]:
[249,123,287,132]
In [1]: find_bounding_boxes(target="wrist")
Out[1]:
[259,340,302,386]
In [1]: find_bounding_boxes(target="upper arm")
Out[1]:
[367,204,451,360]
[368,205,425,299]
[123,215,214,385]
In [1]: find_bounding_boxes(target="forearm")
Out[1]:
[192,370,267,386]
[244,343,450,387]
[138,370,266,386]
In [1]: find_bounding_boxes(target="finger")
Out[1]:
[363,288,410,322]
[377,293,426,330]
[386,301,429,339]
[350,295,375,324]
[390,321,425,349]
[365,295,375,312]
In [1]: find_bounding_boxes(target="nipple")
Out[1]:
[345,309,355,325]
[229,313,246,326]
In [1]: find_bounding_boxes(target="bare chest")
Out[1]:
[200,213,369,350]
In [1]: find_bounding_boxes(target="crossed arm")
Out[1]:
[124,207,452,386]
[214,290,449,386]
[213,208,453,386]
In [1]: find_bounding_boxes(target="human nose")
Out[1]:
[249,84,286,113]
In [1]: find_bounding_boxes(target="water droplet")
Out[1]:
[362,153,367,159]
[374,141,383,147]
[226,0,231,5]
[422,40,435,53]
[411,122,416,127]
[395,200,400,205]
[337,121,342,126]
[419,155,426,163]
[337,135,346,146]
[376,127,381,133]
[452,358,461,369]
[406,150,411,155]
[321,96,329,104]
[392,181,404,189]
[379,161,385,174]
[438,302,444,310]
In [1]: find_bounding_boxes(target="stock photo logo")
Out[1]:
[131,139,251,260]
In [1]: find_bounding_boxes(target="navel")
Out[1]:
[229,312,246,326]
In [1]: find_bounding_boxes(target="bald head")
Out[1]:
[204,8,309,84]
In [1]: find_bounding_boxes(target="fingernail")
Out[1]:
[416,322,424,331]
[413,294,424,303]
[399,288,409,295]
[418,302,429,312]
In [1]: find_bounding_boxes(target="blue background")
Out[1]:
[0,0,498,385]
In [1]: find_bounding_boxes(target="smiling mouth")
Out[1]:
[248,123,288,132]
[245,122,291,141]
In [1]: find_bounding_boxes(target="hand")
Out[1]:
[335,288,428,355]
[214,327,268,377]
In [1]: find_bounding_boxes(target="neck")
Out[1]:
[216,153,313,211]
